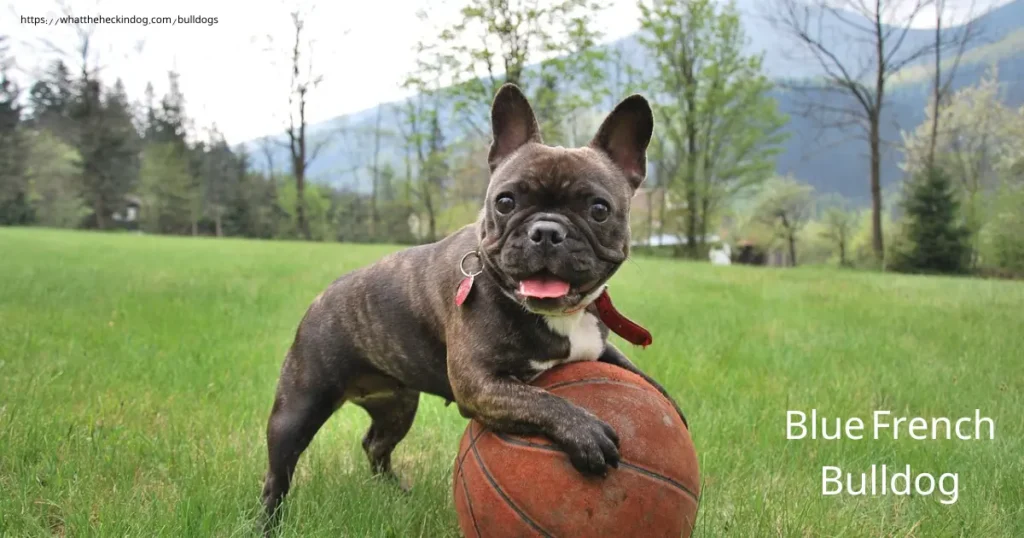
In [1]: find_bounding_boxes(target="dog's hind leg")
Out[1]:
[261,349,343,532]
[349,379,420,487]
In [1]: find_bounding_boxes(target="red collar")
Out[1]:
[591,289,653,348]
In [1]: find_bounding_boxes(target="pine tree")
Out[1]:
[138,71,200,235]
[71,76,141,229]
[103,78,141,203]
[143,82,159,141]
[892,165,970,274]
[0,35,32,225]
[28,60,74,140]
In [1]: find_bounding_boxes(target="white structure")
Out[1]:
[709,243,732,266]
[631,233,721,248]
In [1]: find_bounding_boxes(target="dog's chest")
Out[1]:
[528,312,605,374]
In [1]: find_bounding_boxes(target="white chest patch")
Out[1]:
[530,312,605,373]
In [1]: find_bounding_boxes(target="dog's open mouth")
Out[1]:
[518,275,571,299]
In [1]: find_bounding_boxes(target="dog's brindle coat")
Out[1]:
[261,84,686,527]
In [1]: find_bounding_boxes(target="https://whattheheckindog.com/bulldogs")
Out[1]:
[260,82,687,530]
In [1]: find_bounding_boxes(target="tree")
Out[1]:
[395,86,448,243]
[980,181,1024,274]
[415,0,609,142]
[25,129,87,228]
[276,8,335,241]
[137,71,203,235]
[638,0,788,258]
[925,0,979,168]
[139,142,194,234]
[275,176,332,241]
[753,176,815,266]
[100,78,142,216]
[367,105,386,240]
[819,195,859,266]
[901,68,1024,264]
[890,165,969,274]
[68,78,105,228]
[200,127,237,237]
[0,35,31,225]
[27,60,75,140]
[766,0,978,264]
[149,71,189,148]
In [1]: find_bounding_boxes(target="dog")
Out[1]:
[260,83,687,527]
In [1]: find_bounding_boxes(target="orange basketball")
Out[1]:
[452,361,700,538]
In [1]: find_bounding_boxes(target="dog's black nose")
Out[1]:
[528,220,567,245]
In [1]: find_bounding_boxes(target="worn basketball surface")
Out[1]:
[452,361,700,538]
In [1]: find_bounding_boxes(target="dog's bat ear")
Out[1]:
[589,94,654,191]
[488,83,543,173]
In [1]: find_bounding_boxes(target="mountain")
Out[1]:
[243,0,1024,206]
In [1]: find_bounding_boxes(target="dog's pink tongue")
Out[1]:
[519,278,571,299]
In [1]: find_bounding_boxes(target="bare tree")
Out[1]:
[393,95,445,243]
[256,4,345,241]
[369,104,384,240]
[277,9,332,240]
[927,0,981,168]
[766,0,978,264]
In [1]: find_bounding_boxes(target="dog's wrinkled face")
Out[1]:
[477,84,654,314]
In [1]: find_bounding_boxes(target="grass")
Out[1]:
[1,227,1022,537]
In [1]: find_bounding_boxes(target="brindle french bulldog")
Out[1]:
[261,83,686,528]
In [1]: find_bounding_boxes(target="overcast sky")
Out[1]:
[5,0,1009,146]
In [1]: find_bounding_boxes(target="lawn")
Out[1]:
[1,227,1022,537]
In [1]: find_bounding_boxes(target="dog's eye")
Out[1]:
[590,200,610,222]
[495,194,516,215]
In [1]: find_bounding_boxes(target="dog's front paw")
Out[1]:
[551,409,621,476]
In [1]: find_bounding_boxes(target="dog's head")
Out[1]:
[477,83,654,314]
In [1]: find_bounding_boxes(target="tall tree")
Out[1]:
[138,72,196,234]
[24,129,87,228]
[69,75,140,230]
[27,60,75,140]
[400,49,451,243]
[69,76,107,228]
[368,105,385,240]
[901,68,1024,263]
[638,0,788,258]
[277,8,334,241]
[100,78,142,222]
[926,0,980,168]
[766,0,977,265]
[201,127,236,237]
[0,35,31,225]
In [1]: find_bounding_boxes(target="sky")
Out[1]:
[5,0,1011,146]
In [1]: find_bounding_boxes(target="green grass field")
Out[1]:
[1,227,1022,537]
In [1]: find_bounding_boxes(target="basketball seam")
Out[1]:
[543,377,645,391]
[458,463,484,538]
[470,436,556,538]
[456,421,489,472]
[543,378,681,417]
[492,432,700,503]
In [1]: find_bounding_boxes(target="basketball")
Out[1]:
[452,361,700,538]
